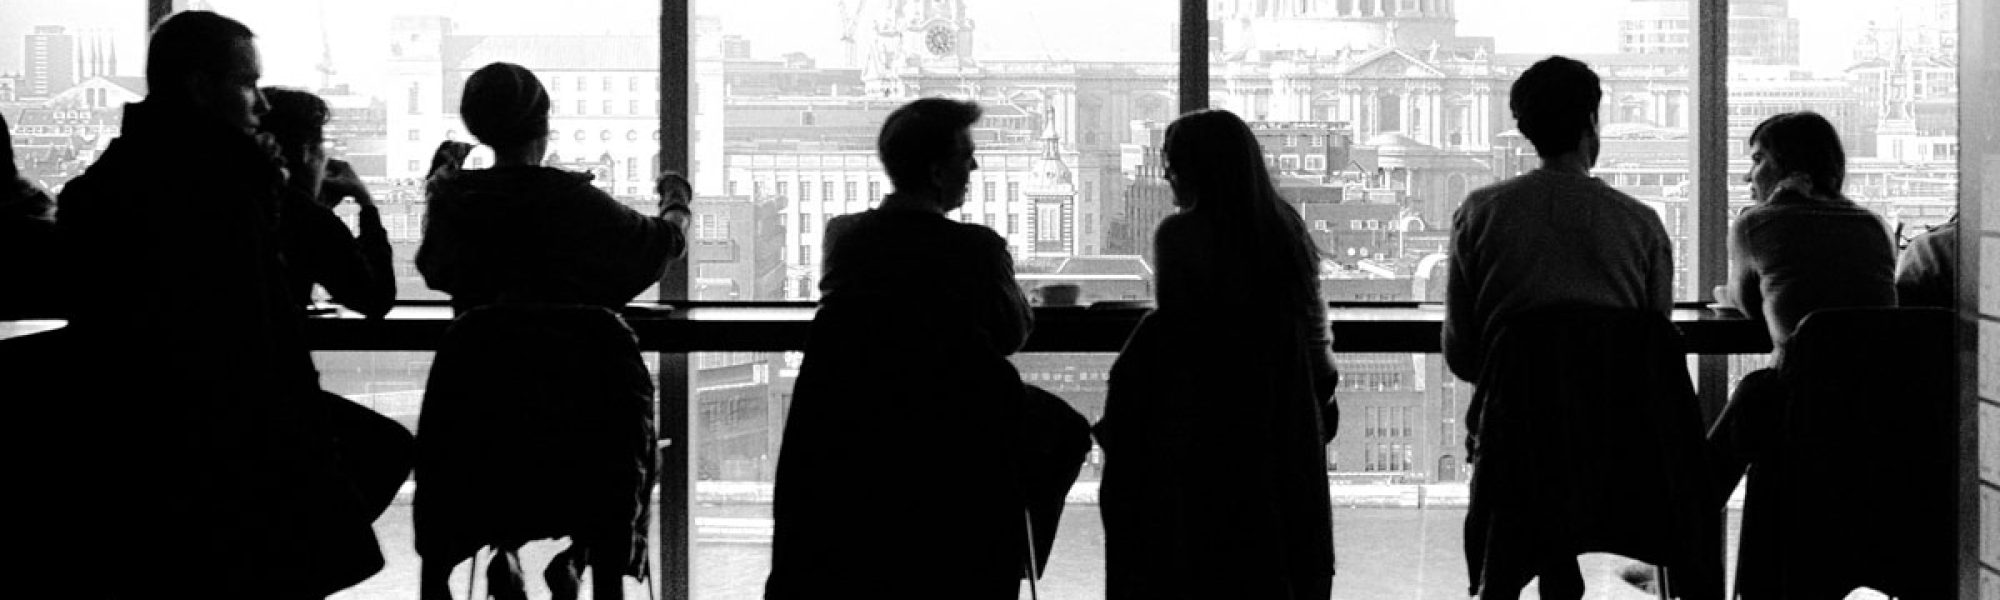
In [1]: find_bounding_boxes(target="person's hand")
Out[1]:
[253,132,290,183]
[429,141,474,180]
[1711,285,1735,309]
[656,171,693,218]
[322,159,372,207]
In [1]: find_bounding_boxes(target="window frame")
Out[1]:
[131,1,1756,596]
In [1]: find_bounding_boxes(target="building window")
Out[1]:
[776,181,789,198]
[798,181,810,201]
[602,76,612,91]
[407,129,421,141]
[577,100,587,115]
[576,77,586,92]
[696,214,729,240]
[629,76,640,92]
[844,182,857,203]
[603,100,614,115]
[798,245,812,266]
[1006,182,1020,201]
[984,182,996,202]
[405,83,420,114]
[868,181,881,199]
[822,181,835,202]
[626,157,638,181]
[408,159,421,172]
[799,213,812,235]
[1008,213,1020,234]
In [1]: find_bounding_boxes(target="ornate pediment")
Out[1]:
[1339,48,1448,79]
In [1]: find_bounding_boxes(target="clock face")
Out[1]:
[925,25,955,56]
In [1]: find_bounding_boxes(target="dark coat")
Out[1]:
[765,298,1087,599]
[0,177,60,317]
[418,166,683,314]
[1462,307,1722,599]
[415,304,657,583]
[55,101,383,596]
[281,189,395,318]
[1096,308,1337,600]
[1732,308,1956,599]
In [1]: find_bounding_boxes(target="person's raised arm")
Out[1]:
[307,159,395,318]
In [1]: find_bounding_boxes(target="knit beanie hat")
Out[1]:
[460,62,550,148]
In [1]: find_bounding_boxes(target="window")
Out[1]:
[822,181,834,203]
[407,129,421,141]
[798,181,810,202]
[696,213,730,240]
[798,213,812,235]
[844,182,857,203]
[984,182,996,202]
[868,181,881,200]
[1008,214,1020,235]
[626,157,638,182]
[776,181,789,198]
[797,245,812,266]
[630,100,640,115]
[578,100,588,115]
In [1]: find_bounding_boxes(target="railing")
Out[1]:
[300,301,1773,354]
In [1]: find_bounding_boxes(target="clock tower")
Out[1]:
[863,0,978,96]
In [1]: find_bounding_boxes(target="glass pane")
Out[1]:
[201,0,664,303]
[1722,0,1958,246]
[1204,0,1697,302]
[692,0,1178,302]
[1,0,149,200]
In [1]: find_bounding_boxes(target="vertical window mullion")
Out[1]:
[658,1,691,599]
[1694,0,1731,425]
[1180,0,1207,112]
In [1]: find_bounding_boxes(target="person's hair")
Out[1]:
[146,11,256,101]
[1509,55,1601,159]
[1162,109,1326,316]
[460,62,551,149]
[258,87,329,170]
[878,98,982,191]
[1748,111,1846,196]
[1,111,15,181]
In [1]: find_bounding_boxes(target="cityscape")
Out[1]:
[0,0,1960,597]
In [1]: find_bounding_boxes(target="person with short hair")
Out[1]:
[1443,56,1677,600]
[766,97,1088,600]
[1718,111,1898,357]
[1444,56,1674,381]
[261,86,396,318]
[56,11,401,595]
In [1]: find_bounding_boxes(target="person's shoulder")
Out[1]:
[1154,211,1206,244]
[946,214,1010,249]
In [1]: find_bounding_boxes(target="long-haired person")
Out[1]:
[1097,109,1339,600]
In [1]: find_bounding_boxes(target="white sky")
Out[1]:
[0,0,1935,98]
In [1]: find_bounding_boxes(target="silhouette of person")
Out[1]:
[1708,110,1897,502]
[1095,108,1338,600]
[1442,56,1675,600]
[1894,212,1957,309]
[54,11,409,596]
[260,86,396,318]
[412,62,685,600]
[0,111,61,317]
[417,62,688,314]
[766,97,1089,600]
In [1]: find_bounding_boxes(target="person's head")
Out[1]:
[146,11,265,134]
[1746,111,1846,202]
[259,87,331,197]
[1160,109,1325,306]
[878,97,981,210]
[460,62,551,162]
[1509,55,1601,164]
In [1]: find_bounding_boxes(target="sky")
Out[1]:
[0,0,1938,98]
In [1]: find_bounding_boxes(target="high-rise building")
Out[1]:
[1618,0,1800,66]
[22,26,76,98]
